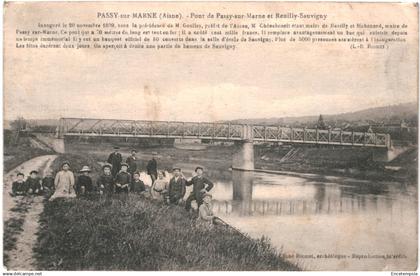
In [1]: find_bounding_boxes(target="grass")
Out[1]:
[34,195,299,271]
[35,153,299,271]
[3,197,32,265]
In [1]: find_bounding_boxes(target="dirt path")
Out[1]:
[3,155,57,271]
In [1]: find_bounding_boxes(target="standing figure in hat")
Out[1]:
[146,152,158,185]
[97,163,115,196]
[168,167,186,205]
[49,161,76,201]
[107,146,122,177]
[151,171,169,201]
[185,166,214,212]
[76,166,93,196]
[115,163,131,194]
[126,149,138,176]
[26,170,43,195]
[11,172,29,196]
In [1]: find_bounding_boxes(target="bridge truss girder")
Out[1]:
[58,118,391,148]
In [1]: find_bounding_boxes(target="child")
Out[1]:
[97,163,115,196]
[131,171,147,194]
[42,170,55,192]
[115,163,131,193]
[151,171,169,201]
[11,172,28,196]
[26,170,42,195]
[76,166,93,196]
[49,161,76,201]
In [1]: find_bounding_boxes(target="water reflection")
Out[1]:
[191,168,416,270]
[211,170,414,218]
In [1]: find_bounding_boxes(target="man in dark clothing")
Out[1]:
[115,163,131,193]
[146,152,158,184]
[107,146,122,177]
[11,173,28,196]
[168,167,186,204]
[185,166,214,211]
[126,149,138,176]
[97,164,115,196]
[131,171,146,194]
[76,166,94,196]
[26,170,43,195]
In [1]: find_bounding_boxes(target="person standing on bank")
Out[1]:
[146,152,158,185]
[97,163,115,196]
[50,161,76,201]
[126,149,138,176]
[107,146,122,177]
[115,163,131,194]
[185,166,214,212]
[168,167,186,205]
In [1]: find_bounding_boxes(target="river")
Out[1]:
[206,169,417,271]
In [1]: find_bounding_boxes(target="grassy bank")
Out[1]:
[4,134,53,172]
[34,195,298,271]
[34,153,298,270]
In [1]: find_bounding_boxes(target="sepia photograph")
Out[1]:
[2,1,419,272]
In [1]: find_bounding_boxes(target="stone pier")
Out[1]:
[232,125,255,171]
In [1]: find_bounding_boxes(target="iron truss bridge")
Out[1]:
[58,118,391,148]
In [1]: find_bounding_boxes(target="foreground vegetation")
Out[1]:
[3,198,32,265]
[33,153,298,270]
[35,195,298,271]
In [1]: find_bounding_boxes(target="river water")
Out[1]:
[205,169,418,271]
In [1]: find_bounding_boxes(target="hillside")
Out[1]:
[228,102,418,126]
[5,102,418,129]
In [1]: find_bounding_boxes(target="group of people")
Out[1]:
[11,170,54,196]
[11,146,219,226]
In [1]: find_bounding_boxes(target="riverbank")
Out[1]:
[64,141,417,184]
[35,195,298,270]
[33,153,299,271]
[4,133,54,172]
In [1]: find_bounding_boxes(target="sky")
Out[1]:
[4,2,418,122]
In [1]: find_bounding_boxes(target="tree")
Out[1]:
[10,116,28,131]
[317,114,328,130]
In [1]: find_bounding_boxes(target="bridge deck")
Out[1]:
[58,118,391,148]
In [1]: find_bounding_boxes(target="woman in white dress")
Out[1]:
[49,161,76,201]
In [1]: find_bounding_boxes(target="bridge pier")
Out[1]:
[232,170,254,216]
[232,141,255,171]
[232,125,255,171]
[372,146,410,162]
[54,138,66,153]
